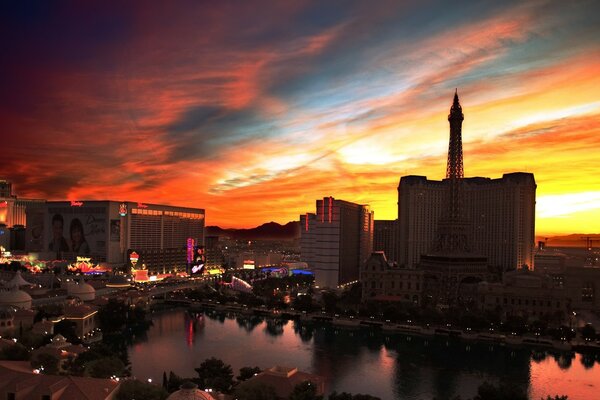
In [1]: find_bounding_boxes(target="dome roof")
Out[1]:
[6,271,33,289]
[0,288,32,310]
[67,281,95,302]
[167,382,216,400]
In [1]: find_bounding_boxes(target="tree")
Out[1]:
[86,356,126,378]
[30,353,60,375]
[115,379,168,400]
[293,295,314,312]
[473,381,527,400]
[98,299,129,333]
[237,366,262,382]
[328,393,381,400]
[321,291,339,313]
[0,343,30,361]
[167,371,184,393]
[54,319,79,344]
[288,381,323,400]
[328,393,353,400]
[68,342,128,377]
[195,357,234,393]
[581,324,596,341]
[34,304,64,323]
[234,381,277,400]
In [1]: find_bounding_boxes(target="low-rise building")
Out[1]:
[0,360,119,399]
[237,366,324,399]
[562,266,600,311]
[360,252,423,304]
[31,334,87,371]
[478,268,568,320]
[64,304,99,340]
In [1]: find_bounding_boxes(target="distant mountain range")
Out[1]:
[536,234,600,247]
[205,225,599,246]
[206,221,300,240]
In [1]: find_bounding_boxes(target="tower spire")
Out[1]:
[432,91,470,253]
[446,90,464,179]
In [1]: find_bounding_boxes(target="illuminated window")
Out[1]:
[582,282,594,302]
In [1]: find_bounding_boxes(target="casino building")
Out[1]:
[30,200,205,274]
[397,93,536,272]
[0,180,45,251]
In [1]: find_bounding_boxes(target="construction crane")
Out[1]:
[581,236,598,251]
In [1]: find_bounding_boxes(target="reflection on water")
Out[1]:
[129,310,600,399]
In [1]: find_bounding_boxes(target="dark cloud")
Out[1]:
[164,105,279,161]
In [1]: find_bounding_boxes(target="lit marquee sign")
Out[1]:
[129,251,139,267]
[191,264,203,274]
[70,201,84,207]
[119,203,128,216]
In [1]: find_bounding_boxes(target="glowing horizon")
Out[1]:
[1,1,599,235]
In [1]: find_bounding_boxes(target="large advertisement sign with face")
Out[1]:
[46,203,107,260]
[26,207,45,252]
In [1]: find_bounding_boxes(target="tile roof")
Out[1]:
[0,361,119,400]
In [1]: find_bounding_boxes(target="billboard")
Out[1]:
[26,207,45,252]
[46,203,107,260]
[191,245,205,274]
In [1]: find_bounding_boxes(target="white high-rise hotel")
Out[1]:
[301,197,373,288]
[398,93,536,271]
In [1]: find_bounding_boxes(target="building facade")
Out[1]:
[374,220,398,264]
[301,197,373,288]
[360,252,423,304]
[35,200,204,273]
[478,268,568,321]
[0,180,45,251]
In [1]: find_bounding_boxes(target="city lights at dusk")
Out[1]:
[1,2,600,400]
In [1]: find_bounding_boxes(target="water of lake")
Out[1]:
[128,310,600,399]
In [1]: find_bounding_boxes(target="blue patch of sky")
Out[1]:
[265,0,520,104]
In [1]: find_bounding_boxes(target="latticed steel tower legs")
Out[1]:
[433,90,471,253]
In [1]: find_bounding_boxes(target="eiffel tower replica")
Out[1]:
[420,91,489,306]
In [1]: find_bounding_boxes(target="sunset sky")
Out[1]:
[1,1,599,234]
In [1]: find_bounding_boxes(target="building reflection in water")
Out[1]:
[130,311,600,400]
[184,311,205,347]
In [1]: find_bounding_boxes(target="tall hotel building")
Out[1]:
[0,180,45,251]
[34,200,204,274]
[397,95,536,272]
[300,197,373,288]
[374,220,398,264]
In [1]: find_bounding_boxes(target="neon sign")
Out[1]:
[187,238,194,264]
[70,201,83,207]
[191,263,204,274]
[136,202,148,209]
[129,251,139,266]
[119,203,128,216]
[0,201,7,208]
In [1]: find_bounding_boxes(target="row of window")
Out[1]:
[364,280,421,291]
[493,297,562,308]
